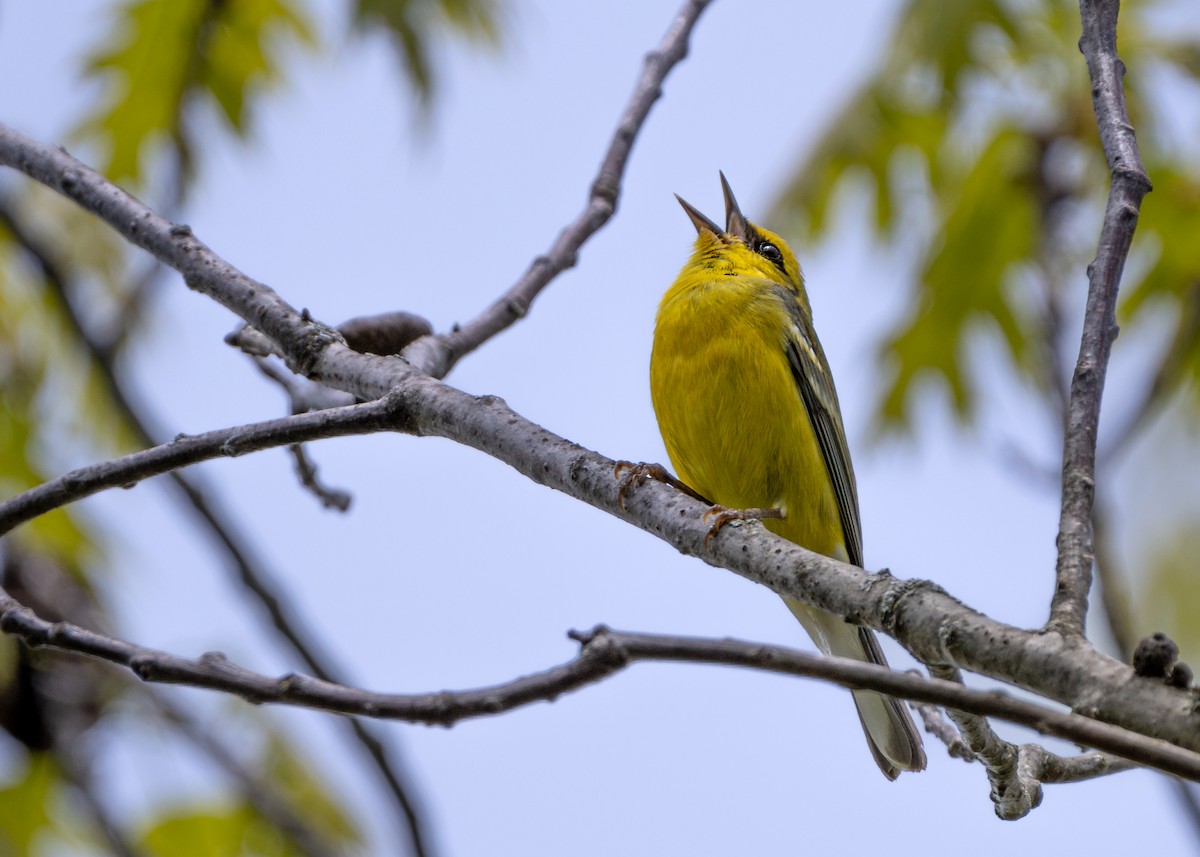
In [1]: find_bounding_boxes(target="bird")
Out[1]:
[647,173,926,779]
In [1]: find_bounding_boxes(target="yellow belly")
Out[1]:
[649,279,845,558]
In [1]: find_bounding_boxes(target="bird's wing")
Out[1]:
[774,286,864,568]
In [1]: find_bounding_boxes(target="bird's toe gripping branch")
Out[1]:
[613,461,708,511]
[701,505,784,548]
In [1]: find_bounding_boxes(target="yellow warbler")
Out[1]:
[649,174,925,779]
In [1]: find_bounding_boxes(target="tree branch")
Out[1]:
[402,0,713,378]
[930,664,1041,819]
[253,356,354,510]
[2,596,1198,783]
[1050,0,1153,634]
[0,398,402,538]
[927,664,1133,819]
[165,468,436,857]
[912,702,975,762]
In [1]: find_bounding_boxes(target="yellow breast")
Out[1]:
[649,272,845,558]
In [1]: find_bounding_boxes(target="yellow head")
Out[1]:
[674,173,810,315]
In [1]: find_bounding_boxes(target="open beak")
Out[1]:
[675,193,722,236]
[719,171,751,243]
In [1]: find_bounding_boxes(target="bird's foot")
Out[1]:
[702,505,784,548]
[613,461,707,510]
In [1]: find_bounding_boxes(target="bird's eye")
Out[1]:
[757,242,783,264]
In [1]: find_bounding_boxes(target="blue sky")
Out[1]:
[1,1,1195,855]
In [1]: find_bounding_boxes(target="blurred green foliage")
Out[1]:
[354,0,505,106]
[772,0,1200,665]
[79,0,317,189]
[78,0,508,190]
[1140,522,1200,660]
[1,0,507,853]
[135,733,362,857]
[4,0,1198,851]
[772,0,1200,433]
[0,755,77,855]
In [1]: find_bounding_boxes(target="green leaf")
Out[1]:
[888,0,1022,101]
[77,0,315,187]
[140,803,286,857]
[78,0,208,185]
[771,85,948,240]
[770,0,1189,437]
[0,754,66,854]
[877,130,1038,430]
[354,0,505,105]
[203,0,316,133]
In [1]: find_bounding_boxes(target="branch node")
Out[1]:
[130,655,158,681]
[507,296,530,318]
[589,174,619,207]
[199,650,231,668]
[569,624,610,647]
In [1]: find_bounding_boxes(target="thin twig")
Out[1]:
[930,665,1038,818]
[252,355,356,412]
[0,394,399,538]
[288,443,352,510]
[1050,0,1153,635]
[252,356,355,509]
[403,0,714,378]
[1173,781,1200,842]
[913,702,974,762]
[929,663,1136,819]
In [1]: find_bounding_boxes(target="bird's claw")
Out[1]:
[614,461,672,510]
[702,505,784,548]
[614,461,711,511]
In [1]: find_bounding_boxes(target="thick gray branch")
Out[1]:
[1051,0,1153,634]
